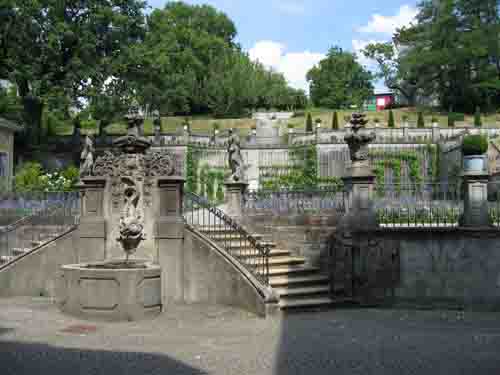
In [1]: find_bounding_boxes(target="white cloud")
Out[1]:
[249,40,324,92]
[358,5,418,35]
[273,1,305,15]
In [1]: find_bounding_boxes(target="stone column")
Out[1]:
[156,176,186,307]
[432,123,440,143]
[224,181,248,219]
[76,177,107,262]
[341,163,377,230]
[462,171,490,227]
[403,123,409,141]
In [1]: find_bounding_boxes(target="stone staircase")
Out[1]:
[0,226,64,266]
[199,226,335,311]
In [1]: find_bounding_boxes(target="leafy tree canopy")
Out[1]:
[307,47,374,109]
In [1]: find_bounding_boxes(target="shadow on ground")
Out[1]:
[0,340,206,375]
[273,308,500,375]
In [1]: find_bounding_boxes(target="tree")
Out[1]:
[362,43,418,106]
[388,110,395,128]
[474,106,482,127]
[393,0,500,112]
[306,113,313,132]
[306,47,374,108]
[417,112,425,128]
[332,111,339,130]
[0,0,146,145]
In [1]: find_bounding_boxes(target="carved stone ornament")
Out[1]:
[90,150,177,179]
[344,113,376,163]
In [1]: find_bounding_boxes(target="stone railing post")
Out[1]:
[432,123,440,143]
[156,176,186,307]
[224,181,248,219]
[462,171,490,227]
[76,177,107,262]
[342,164,376,227]
[403,123,409,141]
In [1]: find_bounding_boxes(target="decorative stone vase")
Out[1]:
[463,155,488,173]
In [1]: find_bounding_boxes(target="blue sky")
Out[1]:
[147,0,419,92]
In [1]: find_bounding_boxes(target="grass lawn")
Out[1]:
[49,108,500,136]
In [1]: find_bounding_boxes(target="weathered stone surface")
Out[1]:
[59,261,161,322]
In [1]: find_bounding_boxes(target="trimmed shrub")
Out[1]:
[332,112,339,130]
[417,112,425,128]
[448,114,455,128]
[388,110,395,128]
[474,106,482,127]
[306,113,313,132]
[462,134,488,156]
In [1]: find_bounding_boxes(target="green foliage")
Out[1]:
[14,162,78,192]
[332,111,339,130]
[389,0,500,113]
[307,46,374,109]
[474,106,482,127]
[388,110,395,128]
[417,112,425,128]
[260,145,321,190]
[185,146,199,193]
[1,0,146,145]
[462,135,488,156]
[14,162,44,192]
[448,114,455,128]
[306,113,313,132]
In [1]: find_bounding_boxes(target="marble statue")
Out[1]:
[79,135,94,177]
[344,113,376,163]
[227,128,244,182]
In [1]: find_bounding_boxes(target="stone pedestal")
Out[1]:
[341,163,377,230]
[224,181,248,219]
[156,176,186,307]
[76,177,107,261]
[462,171,490,227]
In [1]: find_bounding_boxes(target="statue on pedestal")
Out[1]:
[227,128,244,182]
[79,135,94,177]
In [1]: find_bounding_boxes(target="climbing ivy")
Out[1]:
[186,145,200,193]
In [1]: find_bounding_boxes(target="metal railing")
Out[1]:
[244,187,346,215]
[183,192,270,285]
[0,193,80,267]
[374,183,463,227]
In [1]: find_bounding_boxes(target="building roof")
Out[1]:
[0,117,22,132]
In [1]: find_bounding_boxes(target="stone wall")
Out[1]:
[0,229,103,297]
[182,227,270,316]
[243,213,340,271]
[360,228,500,311]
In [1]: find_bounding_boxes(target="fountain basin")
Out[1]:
[57,260,161,322]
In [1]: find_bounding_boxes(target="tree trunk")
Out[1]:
[21,95,43,147]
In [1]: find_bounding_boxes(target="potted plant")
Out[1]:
[462,134,488,172]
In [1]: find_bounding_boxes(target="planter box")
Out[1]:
[463,155,488,173]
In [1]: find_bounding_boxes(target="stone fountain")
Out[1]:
[57,103,179,322]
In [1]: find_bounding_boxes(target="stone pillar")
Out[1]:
[224,181,248,219]
[156,176,186,307]
[462,171,490,227]
[341,163,377,229]
[76,177,107,262]
[403,123,409,141]
[432,123,440,142]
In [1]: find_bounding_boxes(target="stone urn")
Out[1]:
[463,155,488,173]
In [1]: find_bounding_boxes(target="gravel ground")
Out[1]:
[1,297,500,375]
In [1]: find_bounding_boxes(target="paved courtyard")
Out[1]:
[1,297,500,375]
